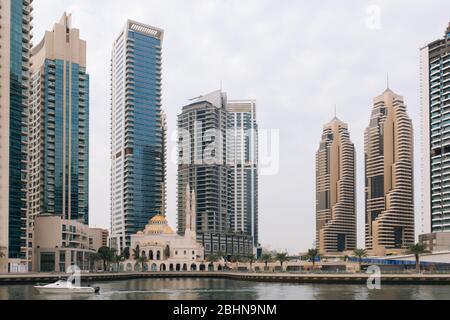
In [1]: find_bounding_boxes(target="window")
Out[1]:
[40,253,56,272]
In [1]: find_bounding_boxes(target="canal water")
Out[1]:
[1,278,450,300]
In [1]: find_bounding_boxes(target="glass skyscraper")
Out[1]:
[110,21,166,252]
[421,23,450,234]
[177,91,257,257]
[29,13,89,232]
[0,0,33,272]
[226,101,259,247]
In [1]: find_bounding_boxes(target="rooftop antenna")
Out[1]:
[334,104,337,118]
[387,73,390,89]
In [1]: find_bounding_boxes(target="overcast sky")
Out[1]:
[33,0,450,254]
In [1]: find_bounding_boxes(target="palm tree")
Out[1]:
[88,252,100,271]
[259,253,273,271]
[137,253,148,272]
[306,249,320,269]
[353,249,368,272]
[0,246,6,259]
[111,250,124,272]
[206,254,220,263]
[132,245,142,271]
[247,254,256,271]
[408,244,430,273]
[97,246,113,271]
[122,247,130,260]
[275,252,289,272]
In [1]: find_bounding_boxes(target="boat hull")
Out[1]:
[34,287,95,294]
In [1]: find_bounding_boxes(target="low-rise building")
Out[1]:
[33,215,108,272]
[419,232,450,252]
[122,186,208,272]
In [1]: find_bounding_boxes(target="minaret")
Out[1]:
[191,188,197,239]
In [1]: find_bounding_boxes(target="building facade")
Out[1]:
[420,23,450,234]
[226,101,259,247]
[316,117,356,254]
[124,185,205,272]
[177,90,255,256]
[110,20,167,253]
[365,88,415,256]
[0,0,33,273]
[420,232,450,253]
[29,13,89,226]
[33,215,107,272]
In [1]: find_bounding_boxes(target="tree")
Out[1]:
[0,247,6,259]
[132,245,141,261]
[98,246,113,271]
[259,253,273,270]
[275,252,289,271]
[306,249,320,269]
[88,252,100,271]
[353,249,368,272]
[122,247,130,260]
[164,245,171,259]
[247,254,256,271]
[206,254,220,263]
[136,253,148,272]
[408,244,430,273]
[230,255,242,263]
[111,249,124,272]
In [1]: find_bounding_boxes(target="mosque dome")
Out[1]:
[143,215,175,235]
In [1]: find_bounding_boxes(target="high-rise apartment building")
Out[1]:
[365,88,415,256]
[420,23,450,234]
[0,0,33,273]
[226,101,259,247]
[29,13,89,223]
[28,13,89,270]
[110,20,166,252]
[316,116,356,254]
[177,90,255,256]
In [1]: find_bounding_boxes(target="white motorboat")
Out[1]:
[34,280,100,294]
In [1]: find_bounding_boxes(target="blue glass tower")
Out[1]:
[29,13,89,232]
[0,0,33,270]
[110,21,166,252]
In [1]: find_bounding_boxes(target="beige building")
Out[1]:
[33,215,107,272]
[89,228,109,250]
[316,117,356,254]
[365,88,415,256]
[420,232,450,252]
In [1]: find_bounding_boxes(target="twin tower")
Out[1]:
[316,88,415,256]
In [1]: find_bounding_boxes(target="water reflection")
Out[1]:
[0,279,449,300]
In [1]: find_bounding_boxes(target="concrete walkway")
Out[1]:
[1,272,450,285]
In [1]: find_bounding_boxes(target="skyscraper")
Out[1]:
[226,101,259,247]
[0,0,33,272]
[420,23,450,234]
[365,88,415,256]
[29,13,89,224]
[316,116,356,254]
[110,21,166,252]
[177,90,255,256]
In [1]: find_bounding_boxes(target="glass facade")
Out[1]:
[111,21,166,252]
[424,24,450,233]
[42,59,90,223]
[8,0,31,260]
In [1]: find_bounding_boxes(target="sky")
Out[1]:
[33,0,450,254]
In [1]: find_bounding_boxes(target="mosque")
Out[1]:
[121,185,222,272]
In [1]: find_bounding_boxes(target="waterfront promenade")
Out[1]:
[1,272,450,285]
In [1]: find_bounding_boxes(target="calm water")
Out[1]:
[1,278,450,300]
